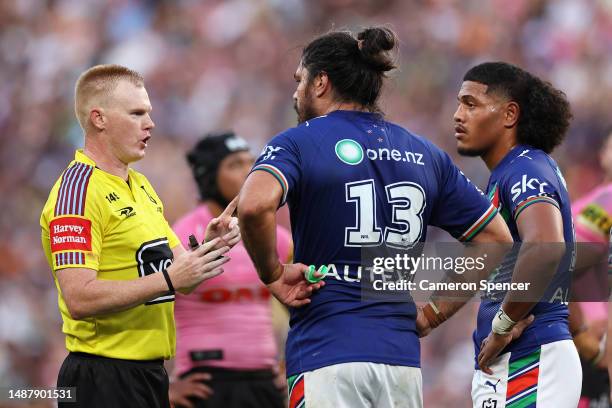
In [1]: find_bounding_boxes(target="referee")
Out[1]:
[40,65,240,408]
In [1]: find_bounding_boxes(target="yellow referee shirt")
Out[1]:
[40,150,180,360]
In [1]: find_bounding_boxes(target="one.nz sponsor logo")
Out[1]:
[335,138,425,166]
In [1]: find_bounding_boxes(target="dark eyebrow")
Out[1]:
[458,94,476,103]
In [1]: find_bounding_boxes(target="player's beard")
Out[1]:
[295,89,318,124]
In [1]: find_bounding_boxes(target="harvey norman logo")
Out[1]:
[53,224,85,235]
[49,217,92,252]
[335,139,425,166]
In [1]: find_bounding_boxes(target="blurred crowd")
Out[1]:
[1,0,612,406]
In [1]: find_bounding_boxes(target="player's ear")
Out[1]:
[313,71,329,98]
[90,107,106,131]
[504,101,519,128]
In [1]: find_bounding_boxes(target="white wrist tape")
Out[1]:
[491,308,516,335]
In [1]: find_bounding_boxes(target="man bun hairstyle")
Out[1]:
[463,62,572,154]
[301,26,398,112]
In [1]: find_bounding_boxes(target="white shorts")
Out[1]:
[288,362,422,408]
[472,339,581,408]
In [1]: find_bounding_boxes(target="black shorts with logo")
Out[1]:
[57,352,169,408]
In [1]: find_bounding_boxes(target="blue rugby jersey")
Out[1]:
[252,110,497,376]
[474,145,573,364]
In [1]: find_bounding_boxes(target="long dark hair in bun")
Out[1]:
[300,26,398,113]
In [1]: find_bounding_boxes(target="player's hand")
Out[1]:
[574,328,607,369]
[267,263,325,307]
[205,196,241,249]
[168,237,230,293]
[478,315,534,374]
[416,306,432,338]
[169,372,213,408]
[573,329,600,360]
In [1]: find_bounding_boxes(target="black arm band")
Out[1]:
[162,269,175,292]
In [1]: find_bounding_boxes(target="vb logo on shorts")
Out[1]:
[136,238,175,305]
[335,139,364,165]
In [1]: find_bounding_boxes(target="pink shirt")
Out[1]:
[573,183,612,244]
[172,204,291,374]
[572,183,612,322]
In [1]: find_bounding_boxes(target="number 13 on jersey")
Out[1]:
[345,179,426,249]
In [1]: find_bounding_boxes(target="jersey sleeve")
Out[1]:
[43,164,103,271]
[500,158,561,222]
[250,129,302,207]
[429,151,498,241]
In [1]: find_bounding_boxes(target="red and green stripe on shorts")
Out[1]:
[506,348,541,408]
[288,373,305,408]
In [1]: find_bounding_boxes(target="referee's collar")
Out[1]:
[75,149,96,167]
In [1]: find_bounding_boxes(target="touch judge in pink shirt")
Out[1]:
[170,132,291,408]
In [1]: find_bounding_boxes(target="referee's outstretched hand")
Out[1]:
[205,196,241,249]
[267,263,325,307]
[168,237,230,293]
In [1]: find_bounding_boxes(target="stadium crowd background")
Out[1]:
[0,0,611,406]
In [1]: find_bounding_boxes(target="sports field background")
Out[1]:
[0,1,610,406]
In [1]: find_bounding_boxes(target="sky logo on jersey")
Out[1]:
[49,216,92,252]
[510,175,548,201]
[335,139,364,165]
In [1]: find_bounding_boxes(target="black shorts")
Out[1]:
[177,366,284,408]
[57,352,169,408]
[580,357,610,405]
